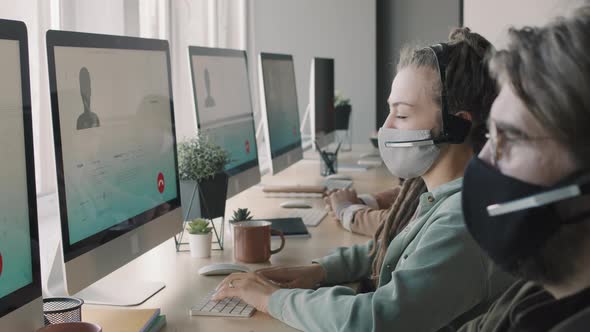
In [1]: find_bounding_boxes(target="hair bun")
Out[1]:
[449,27,493,58]
[449,27,472,42]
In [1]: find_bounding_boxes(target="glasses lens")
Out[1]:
[488,122,501,165]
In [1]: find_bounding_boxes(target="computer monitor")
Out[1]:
[310,57,335,149]
[46,30,182,306]
[0,19,43,331]
[259,53,303,175]
[189,47,261,198]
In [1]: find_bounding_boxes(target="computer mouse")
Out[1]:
[326,174,352,181]
[198,263,250,276]
[280,200,312,209]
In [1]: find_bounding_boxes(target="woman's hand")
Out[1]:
[212,272,279,314]
[330,188,362,206]
[324,188,362,224]
[323,194,339,223]
[256,264,327,289]
[325,188,362,224]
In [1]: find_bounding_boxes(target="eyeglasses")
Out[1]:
[485,120,553,166]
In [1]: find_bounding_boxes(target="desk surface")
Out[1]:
[87,146,393,332]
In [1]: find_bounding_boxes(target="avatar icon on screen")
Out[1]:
[76,67,101,130]
[204,68,216,108]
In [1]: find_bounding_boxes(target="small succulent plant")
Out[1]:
[186,218,212,235]
[230,208,253,223]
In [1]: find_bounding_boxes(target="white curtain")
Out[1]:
[0,0,59,195]
[169,0,249,141]
[0,0,248,195]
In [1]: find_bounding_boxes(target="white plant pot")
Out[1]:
[188,232,212,258]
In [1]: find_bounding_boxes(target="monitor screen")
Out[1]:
[260,54,301,159]
[190,48,258,176]
[314,58,335,138]
[49,38,180,261]
[0,27,41,317]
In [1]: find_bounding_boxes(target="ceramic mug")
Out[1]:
[233,220,285,263]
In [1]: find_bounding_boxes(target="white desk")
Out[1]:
[43,145,393,331]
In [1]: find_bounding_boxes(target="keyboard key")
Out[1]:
[191,293,257,317]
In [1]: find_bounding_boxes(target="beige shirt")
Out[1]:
[340,186,401,236]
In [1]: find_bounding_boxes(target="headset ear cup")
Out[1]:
[444,114,472,144]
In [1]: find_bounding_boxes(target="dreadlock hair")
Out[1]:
[368,27,496,285]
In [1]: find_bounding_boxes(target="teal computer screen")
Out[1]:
[260,56,301,158]
[0,39,34,299]
[53,46,178,246]
[191,53,258,175]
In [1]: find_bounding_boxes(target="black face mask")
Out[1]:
[462,157,590,272]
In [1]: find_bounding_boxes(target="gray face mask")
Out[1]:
[378,127,440,179]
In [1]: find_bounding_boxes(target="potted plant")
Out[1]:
[228,208,254,236]
[186,218,212,258]
[230,208,253,225]
[334,90,352,131]
[178,133,230,220]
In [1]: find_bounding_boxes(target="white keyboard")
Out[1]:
[280,208,327,227]
[191,291,255,318]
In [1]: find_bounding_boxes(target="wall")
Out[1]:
[464,0,570,48]
[250,0,376,144]
[376,0,461,128]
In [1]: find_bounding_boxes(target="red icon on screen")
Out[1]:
[245,140,251,154]
[0,251,3,277]
[157,172,165,193]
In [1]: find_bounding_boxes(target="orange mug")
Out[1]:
[233,220,285,263]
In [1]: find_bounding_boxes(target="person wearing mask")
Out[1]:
[212,28,514,332]
[459,5,590,332]
[322,31,497,236]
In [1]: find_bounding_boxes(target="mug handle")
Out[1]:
[270,229,286,255]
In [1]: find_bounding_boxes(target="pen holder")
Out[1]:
[320,152,338,176]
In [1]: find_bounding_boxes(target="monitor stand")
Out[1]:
[46,240,165,307]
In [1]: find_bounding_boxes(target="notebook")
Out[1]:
[83,307,161,332]
[267,218,311,238]
[145,315,166,332]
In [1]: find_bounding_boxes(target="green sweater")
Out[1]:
[268,178,515,332]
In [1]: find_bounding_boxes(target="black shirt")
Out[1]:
[459,280,590,332]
